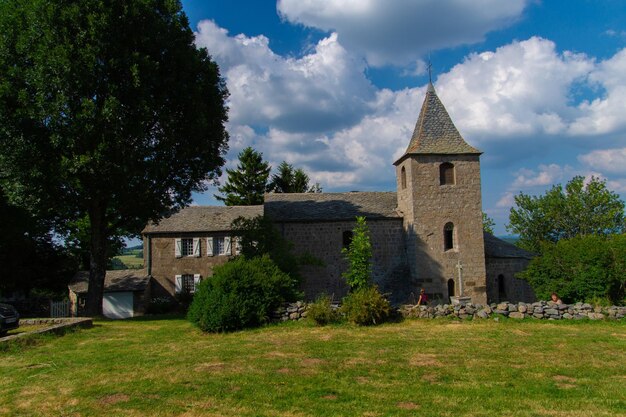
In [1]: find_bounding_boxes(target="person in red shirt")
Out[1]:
[417,288,428,306]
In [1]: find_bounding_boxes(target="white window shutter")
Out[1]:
[206,237,214,257]
[234,237,242,255]
[175,238,182,258]
[224,236,232,256]
[193,238,200,257]
[175,275,182,293]
[193,274,201,293]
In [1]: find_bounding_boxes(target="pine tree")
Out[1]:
[268,161,322,193]
[216,147,271,205]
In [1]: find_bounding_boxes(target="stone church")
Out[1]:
[141,83,535,306]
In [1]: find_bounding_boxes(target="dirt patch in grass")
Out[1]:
[321,394,337,400]
[301,358,326,366]
[553,375,577,389]
[397,401,420,410]
[421,373,439,383]
[195,362,226,372]
[410,353,442,367]
[98,393,129,405]
[276,367,291,374]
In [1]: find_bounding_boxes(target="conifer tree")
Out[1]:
[216,147,271,205]
[341,216,372,291]
[268,161,322,193]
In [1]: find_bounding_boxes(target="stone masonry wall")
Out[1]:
[276,219,410,303]
[485,257,535,304]
[396,154,487,304]
[400,301,625,320]
[272,301,626,322]
[145,233,236,298]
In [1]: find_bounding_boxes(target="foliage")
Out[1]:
[341,216,373,291]
[518,234,626,304]
[0,0,228,315]
[340,286,391,326]
[507,176,625,252]
[231,215,320,285]
[267,161,322,193]
[0,189,76,295]
[482,212,495,234]
[307,294,340,326]
[216,147,271,206]
[187,256,299,332]
[146,297,176,315]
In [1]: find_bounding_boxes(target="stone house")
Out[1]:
[142,83,535,305]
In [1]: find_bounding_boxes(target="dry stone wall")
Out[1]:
[273,301,626,322]
[399,301,626,320]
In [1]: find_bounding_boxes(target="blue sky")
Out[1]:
[181,0,626,235]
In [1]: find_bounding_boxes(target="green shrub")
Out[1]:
[341,286,390,326]
[147,297,176,314]
[307,294,341,326]
[518,234,626,304]
[341,216,372,291]
[187,255,300,332]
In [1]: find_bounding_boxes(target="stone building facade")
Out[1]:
[141,84,534,305]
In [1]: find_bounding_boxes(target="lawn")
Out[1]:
[0,317,624,416]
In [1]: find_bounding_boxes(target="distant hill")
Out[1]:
[497,235,519,245]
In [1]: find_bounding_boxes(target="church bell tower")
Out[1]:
[394,83,487,304]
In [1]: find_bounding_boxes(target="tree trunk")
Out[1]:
[85,204,108,316]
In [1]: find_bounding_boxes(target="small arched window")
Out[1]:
[497,274,506,301]
[342,231,353,249]
[440,162,455,185]
[444,222,454,251]
[400,166,407,189]
[447,278,455,299]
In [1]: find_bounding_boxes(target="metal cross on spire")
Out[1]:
[427,53,433,84]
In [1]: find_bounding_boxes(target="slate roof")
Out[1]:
[69,270,151,294]
[264,192,400,221]
[396,83,480,163]
[142,205,263,234]
[483,232,535,259]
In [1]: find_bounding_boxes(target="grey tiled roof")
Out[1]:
[483,233,534,259]
[264,192,400,221]
[142,205,263,234]
[401,83,481,157]
[69,270,151,294]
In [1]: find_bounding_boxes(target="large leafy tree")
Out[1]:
[216,147,271,206]
[518,234,625,304]
[0,0,229,315]
[507,176,625,252]
[268,161,322,193]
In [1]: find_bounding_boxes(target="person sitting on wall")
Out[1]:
[550,292,563,304]
[417,288,428,306]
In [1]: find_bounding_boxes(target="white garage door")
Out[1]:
[103,292,134,319]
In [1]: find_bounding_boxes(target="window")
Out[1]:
[444,222,454,251]
[447,278,455,298]
[440,162,455,185]
[207,236,232,256]
[342,231,353,249]
[175,274,201,294]
[181,239,194,256]
[497,274,506,301]
[175,238,199,258]
[400,166,407,189]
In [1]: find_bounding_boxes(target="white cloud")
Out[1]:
[277,0,528,66]
[579,147,626,175]
[436,37,594,140]
[194,20,376,134]
[511,164,569,188]
[496,191,515,208]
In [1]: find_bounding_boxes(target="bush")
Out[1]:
[307,294,340,326]
[187,255,300,332]
[341,286,390,326]
[341,216,372,291]
[147,297,175,314]
[518,234,626,304]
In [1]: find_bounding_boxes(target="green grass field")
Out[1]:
[1,317,624,416]
[112,248,144,269]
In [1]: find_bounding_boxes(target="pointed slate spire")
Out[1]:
[400,83,481,159]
